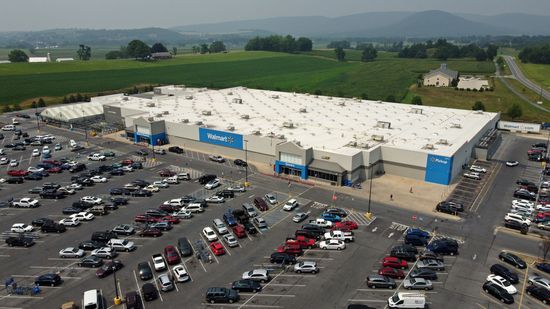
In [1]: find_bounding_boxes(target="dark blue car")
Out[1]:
[406,228,430,238]
[536,263,550,274]
[223,209,237,226]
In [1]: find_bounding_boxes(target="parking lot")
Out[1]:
[0,113,549,309]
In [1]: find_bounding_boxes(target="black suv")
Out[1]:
[436,201,463,214]
[177,237,193,257]
[31,217,54,227]
[390,248,416,262]
[41,223,66,233]
[490,264,519,284]
[168,146,184,154]
[199,174,217,185]
[216,190,235,198]
[5,236,34,247]
[205,287,240,304]
[270,252,297,264]
[69,163,86,173]
[366,275,397,289]
[40,190,65,199]
[91,231,118,244]
[231,280,261,293]
[482,282,514,304]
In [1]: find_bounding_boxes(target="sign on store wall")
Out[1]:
[199,128,244,149]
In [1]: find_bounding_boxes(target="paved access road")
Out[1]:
[504,55,550,102]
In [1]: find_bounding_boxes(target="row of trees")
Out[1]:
[245,35,313,53]
[518,44,550,64]
[398,39,498,61]
[190,41,227,54]
[105,41,176,60]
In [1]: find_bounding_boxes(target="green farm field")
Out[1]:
[4,49,541,120]
[518,62,550,91]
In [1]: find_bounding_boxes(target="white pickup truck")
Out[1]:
[12,198,39,208]
[308,218,333,228]
[324,230,354,242]
[152,254,167,271]
[87,153,106,161]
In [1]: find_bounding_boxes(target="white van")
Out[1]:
[213,218,229,234]
[107,238,136,252]
[185,203,204,213]
[1,125,15,131]
[69,139,78,148]
[82,289,100,309]
[12,118,20,125]
[387,292,426,308]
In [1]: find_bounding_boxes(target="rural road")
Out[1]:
[503,55,550,101]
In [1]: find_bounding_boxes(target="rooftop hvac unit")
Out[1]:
[276,134,285,139]
[354,97,362,102]
[371,135,384,142]
[424,144,435,150]
[185,95,193,100]
[313,95,318,98]
[359,143,370,149]
[299,108,307,113]
[232,98,243,104]
[377,100,382,103]
[347,141,357,147]
[474,110,484,114]
[437,139,449,145]
[327,97,333,100]
[337,101,345,106]
[155,113,163,118]
[450,123,462,129]
[283,121,294,128]
[227,91,233,95]
[181,119,189,123]
[122,96,129,101]
[145,102,155,107]
[147,117,155,122]
[175,84,185,88]
[163,111,169,115]
[271,94,279,99]
[195,121,203,125]
[267,132,275,137]
[226,126,235,131]
[252,130,261,135]
[202,110,212,116]
[376,121,391,129]
[240,114,250,119]
[410,107,423,114]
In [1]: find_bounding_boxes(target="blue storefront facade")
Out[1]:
[424,154,454,185]
[274,160,308,179]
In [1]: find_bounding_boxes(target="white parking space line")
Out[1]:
[202,304,282,308]
[199,233,219,264]
[240,293,295,297]
[147,261,163,302]
[267,284,306,287]
[48,258,79,261]
[188,242,207,272]
[347,299,387,303]
[132,270,147,309]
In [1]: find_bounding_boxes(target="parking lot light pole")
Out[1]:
[244,140,249,187]
[111,244,121,305]
[35,106,40,132]
[366,165,374,220]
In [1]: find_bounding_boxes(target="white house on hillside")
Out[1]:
[423,64,459,87]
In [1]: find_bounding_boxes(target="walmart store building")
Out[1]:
[98,86,500,186]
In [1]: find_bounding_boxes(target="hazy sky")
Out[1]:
[1,0,550,31]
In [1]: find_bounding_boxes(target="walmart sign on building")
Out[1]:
[199,128,244,149]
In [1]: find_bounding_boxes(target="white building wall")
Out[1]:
[165,122,199,141]
[424,73,451,87]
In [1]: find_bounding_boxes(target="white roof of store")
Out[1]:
[102,86,498,156]
[41,102,104,122]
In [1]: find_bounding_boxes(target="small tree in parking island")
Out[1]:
[507,103,523,119]
[472,101,486,111]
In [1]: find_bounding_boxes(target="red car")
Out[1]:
[163,245,181,265]
[232,225,246,238]
[334,221,359,230]
[47,167,62,173]
[210,242,226,256]
[277,243,303,256]
[285,236,315,249]
[134,215,161,223]
[8,170,29,177]
[43,160,62,166]
[378,267,405,279]
[139,228,163,237]
[382,256,408,269]
[161,216,180,224]
[159,169,176,177]
[121,159,134,166]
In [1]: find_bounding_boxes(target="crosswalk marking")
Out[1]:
[345,209,376,226]
[389,222,410,232]
[311,202,328,209]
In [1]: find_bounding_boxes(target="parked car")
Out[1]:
[231,279,261,293]
[366,275,397,289]
[78,256,103,268]
[35,273,62,287]
[378,267,405,279]
[403,278,433,290]
[490,264,519,284]
[526,285,550,304]
[498,251,527,269]
[242,269,270,283]
[96,260,123,278]
[410,268,437,280]
[482,282,514,304]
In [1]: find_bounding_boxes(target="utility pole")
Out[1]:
[111,244,121,305]
[244,140,249,187]
[35,105,40,132]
